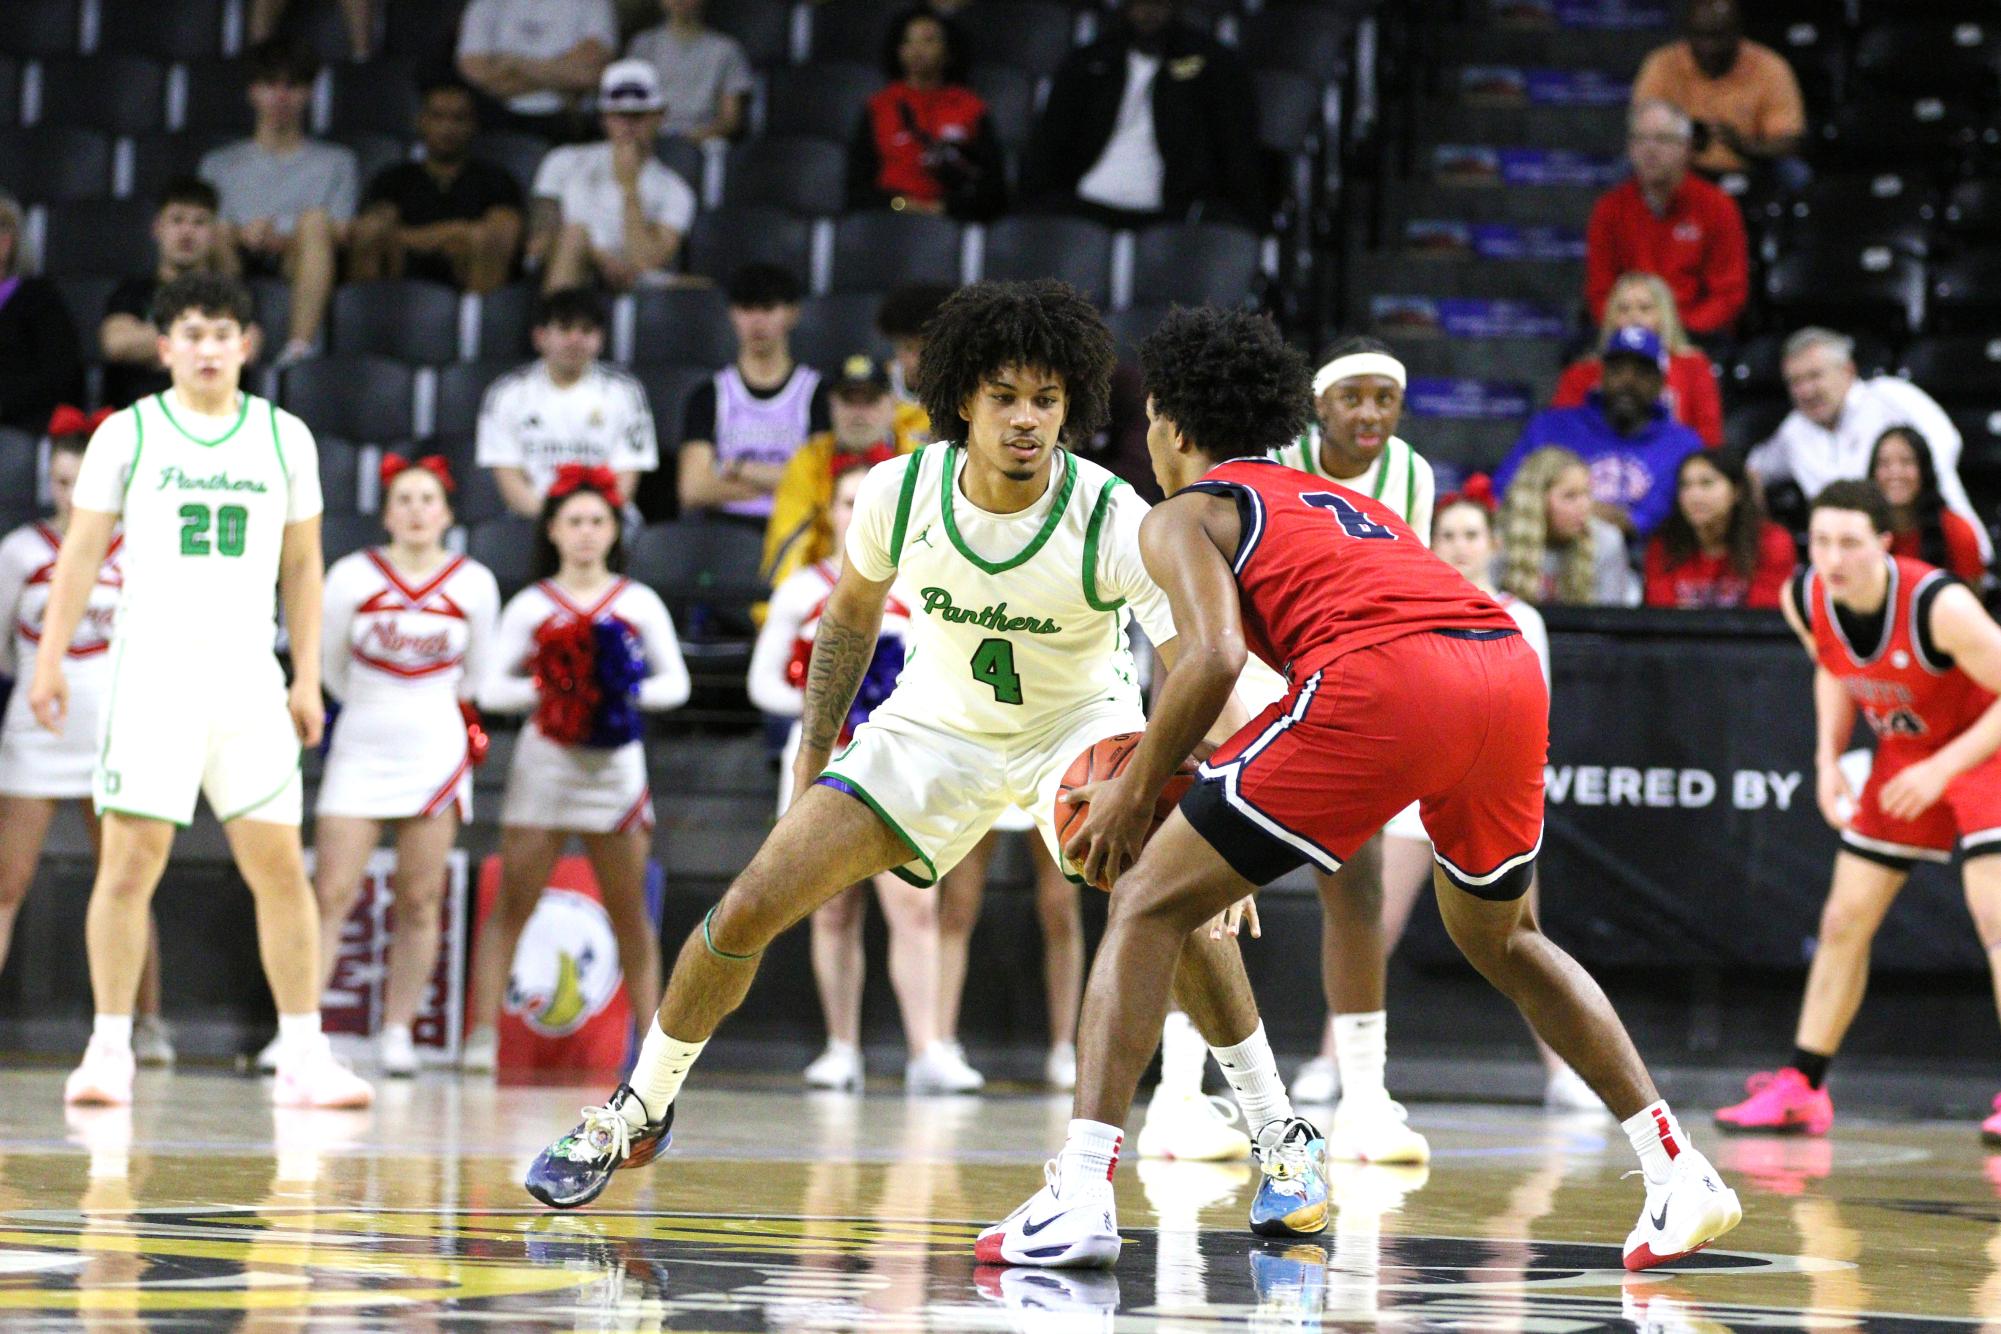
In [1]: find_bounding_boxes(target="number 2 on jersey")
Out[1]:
[179,502,248,557]
[1304,491,1397,540]
[970,637,1023,705]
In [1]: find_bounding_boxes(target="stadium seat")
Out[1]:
[954,2,1076,78]
[1930,253,2001,335]
[711,0,793,67]
[1741,0,1844,54]
[176,57,255,135]
[468,515,534,598]
[434,360,513,440]
[1902,336,2001,399]
[1133,223,1263,307]
[980,215,1113,302]
[1945,179,2001,242]
[251,278,293,349]
[38,200,154,276]
[969,64,1035,151]
[1722,396,1791,454]
[1852,22,1999,105]
[791,292,889,372]
[330,280,461,364]
[1103,301,1173,363]
[472,284,536,361]
[321,511,379,565]
[316,437,363,514]
[0,126,110,201]
[1255,69,1327,155]
[470,131,549,197]
[36,56,167,135]
[629,286,736,368]
[282,0,368,65]
[830,212,963,293]
[447,456,509,527]
[126,130,234,203]
[0,57,17,127]
[1783,174,1938,257]
[382,0,462,65]
[0,0,80,58]
[628,518,763,667]
[327,58,422,136]
[685,205,813,284]
[50,275,114,362]
[1764,248,1925,340]
[764,61,877,140]
[0,429,40,501]
[806,0,896,65]
[723,136,846,215]
[280,356,415,441]
[1238,7,1351,80]
[329,132,411,194]
[1950,403,2001,468]
[636,364,712,448]
[658,137,703,199]
[1811,100,1970,175]
[97,0,227,61]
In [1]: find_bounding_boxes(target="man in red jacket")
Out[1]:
[1586,99,1748,338]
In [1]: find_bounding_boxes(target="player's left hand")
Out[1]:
[1207,895,1259,940]
[1879,757,1951,821]
[1061,777,1150,892]
[288,678,325,749]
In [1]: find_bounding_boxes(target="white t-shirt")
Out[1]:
[1076,51,1165,212]
[456,0,618,116]
[532,143,697,256]
[475,361,659,494]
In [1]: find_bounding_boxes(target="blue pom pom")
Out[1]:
[846,634,904,733]
[586,620,648,748]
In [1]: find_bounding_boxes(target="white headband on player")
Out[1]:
[1312,351,1407,399]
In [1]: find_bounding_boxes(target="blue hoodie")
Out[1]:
[1493,393,1702,538]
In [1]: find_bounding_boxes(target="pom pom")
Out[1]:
[531,616,600,745]
[846,634,904,737]
[586,618,648,748]
[460,699,490,767]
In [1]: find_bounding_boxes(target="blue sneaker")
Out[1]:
[1249,1117,1329,1238]
[524,1084,673,1209]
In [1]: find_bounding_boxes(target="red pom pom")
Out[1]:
[530,617,601,746]
[460,699,490,767]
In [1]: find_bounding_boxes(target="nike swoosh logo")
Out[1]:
[1021,1211,1064,1237]
[1649,1202,1670,1231]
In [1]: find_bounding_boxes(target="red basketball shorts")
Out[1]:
[1181,628,1548,898]
[1843,743,2001,866]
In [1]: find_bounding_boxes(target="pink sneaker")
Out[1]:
[1983,1094,2001,1146]
[1714,1068,1833,1136]
[273,1042,375,1110]
[64,1041,135,1106]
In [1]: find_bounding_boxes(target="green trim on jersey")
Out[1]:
[889,445,926,564]
[96,637,126,775]
[217,758,301,824]
[818,768,938,886]
[155,390,251,448]
[1081,477,1128,612]
[123,401,146,499]
[940,445,1077,575]
[268,401,290,483]
[1298,436,1323,477]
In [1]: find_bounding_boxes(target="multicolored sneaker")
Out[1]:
[1713,1069,1833,1136]
[524,1084,674,1210]
[1250,1117,1329,1238]
[1983,1093,2001,1147]
[1623,1146,1743,1271]
[1248,1242,1329,1331]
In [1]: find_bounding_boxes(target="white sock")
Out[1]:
[276,1011,324,1063]
[91,1014,133,1050]
[1156,1010,1207,1097]
[1622,1098,1686,1186]
[1333,1010,1388,1102]
[1211,1022,1294,1131]
[1056,1117,1123,1195]
[624,1020,706,1128]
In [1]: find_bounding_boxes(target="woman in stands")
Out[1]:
[467,466,690,1072]
[1872,426,1989,586]
[1552,271,1723,447]
[1498,446,1638,606]
[0,413,171,1065]
[1644,447,1796,609]
[847,6,1007,221]
[312,455,500,1076]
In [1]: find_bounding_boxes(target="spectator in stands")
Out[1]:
[100,178,256,410]
[199,38,356,366]
[1644,447,1795,608]
[1871,426,1989,585]
[1586,99,1748,340]
[626,0,753,144]
[1498,446,1638,607]
[0,195,82,435]
[530,60,696,294]
[1025,0,1262,228]
[1749,327,1990,560]
[1633,0,1806,181]
[1553,271,1723,447]
[251,0,373,61]
[476,287,659,519]
[762,354,924,588]
[348,78,525,295]
[878,281,954,441]
[456,0,616,142]
[669,264,829,526]
[847,7,1006,222]
[1496,326,1703,540]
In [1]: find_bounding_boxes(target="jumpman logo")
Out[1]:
[909,524,935,550]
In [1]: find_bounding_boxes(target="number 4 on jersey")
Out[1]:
[971,637,1023,705]
[1304,491,1397,541]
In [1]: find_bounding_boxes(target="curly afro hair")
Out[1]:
[1140,306,1312,460]
[916,280,1116,445]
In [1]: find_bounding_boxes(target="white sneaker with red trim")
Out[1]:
[1623,1147,1741,1271]
[976,1159,1122,1268]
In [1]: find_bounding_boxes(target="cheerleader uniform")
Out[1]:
[317,549,502,821]
[482,577,690,832]
[0,522,122,797]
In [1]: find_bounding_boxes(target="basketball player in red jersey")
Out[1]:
[1718,480,2001,1142]
[982,308,1741,1273]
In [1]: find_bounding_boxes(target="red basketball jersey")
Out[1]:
[1804,555,1991,753]
[1187,459,1516,678]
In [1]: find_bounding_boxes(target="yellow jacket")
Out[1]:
[760,422,924,590]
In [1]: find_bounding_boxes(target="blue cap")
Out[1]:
[1604,324,1667,369]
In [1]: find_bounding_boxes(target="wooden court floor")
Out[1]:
[0,1068,1995,1331]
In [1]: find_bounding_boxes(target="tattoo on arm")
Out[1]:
[800,606,874,754]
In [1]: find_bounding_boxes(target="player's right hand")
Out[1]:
[28,665,67,734]
[1815,756,1852,831]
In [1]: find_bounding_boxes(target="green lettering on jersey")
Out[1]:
[919,586,1060,634]
[155,465,270,493]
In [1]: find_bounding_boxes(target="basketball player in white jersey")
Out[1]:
[0,425,171,1064]
[28,273,372,1110]
[526,282,1321,1240]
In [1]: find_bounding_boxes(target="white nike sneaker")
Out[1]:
[976,1159,1122,1268]
[1623,1146,1742,1271]
[1045,1042,1078,1091]
[378,1024,419,1078]
[974,1264,1121,1333]
[254,1032,283,1073]
[131,1015,175,1067]
[1325,1096,1430,1165]
[460,1026,499,1073]
[1544,1063,1608,1113]
[1291,1055,1340,1105]
[804,1040,864,1091]
[273,1039,376,1110]
[64,1039,135,1106]
[907,1040,984,1094]
[1137,1091,1252,1161]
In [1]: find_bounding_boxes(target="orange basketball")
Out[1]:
[1053,731,1200,889]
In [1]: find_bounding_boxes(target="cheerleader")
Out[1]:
[467,464,689,1071]
[0,410,172,1064]
[749,460,961,1092]
[313,454,500,1076]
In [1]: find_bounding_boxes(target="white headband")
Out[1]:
[1312,352,1407,399]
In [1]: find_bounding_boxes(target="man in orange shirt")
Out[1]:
[1633,0,1804,178]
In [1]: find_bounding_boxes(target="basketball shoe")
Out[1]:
[1325,1096,1430,1164]
[1250,1117,1329,1238]
[1291,1055,1339,1105]
[524,1084,674,1209]
[974,1265,1121,1332]
[804,1040,863,1091]
[272,1040,375,1109]
[1137,1091,1252,1161]
[64,1039,135,1106]
[1713,1069,1833,1136]
[1983,1093,2001,1146]
[1622,1146,1742,1271]
[976,1158,1122,1268]
[907,1040,984,1094]
[1248,1243,1328,1332]
[132,1016,175,1067]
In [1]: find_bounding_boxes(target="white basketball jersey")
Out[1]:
[847,444,1175,736]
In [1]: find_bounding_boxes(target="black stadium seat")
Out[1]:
[0,429,39,502]
[1852,22,2000,105]
[1783,174,1938,257]
[830,212,962,292]
[1104,301,1174,363]
[0,57,17,127]
[1723,396,1790,454]
[433,360,512,439]
[791,292,889,372]
[0,126,110,201]
[711,0,792,67]
[954,2,1076,78]
[969,64,1034,150]
[97,0,227,61]
[1133,223,1263,307]
[1764,248,1925,341]
[329,132,411,193]
[806,0,896,65]
[981,215,1113,302]
[723,136,845,215]
[636,364,712,448]
[1930,253,2001,335]
[472,284,536,362]
[0,0,80,58]
[51,275,114,363]
[36,55,167,135]
[1811,100,1970,175]
[39,200,154,276]
[177,57,255,135]
[470,131,548,196]
[468,515,534,598]
[1256,69,1327,154]
[126,130,234,203]
[764,61,877,140]
[327,58,422,136]
[1902,336,2001,399]
[315,437,363,514]
[1946,178,2001,242]
[686,205,813,284]
[629,287,736,368]
[321,511,380,565]
[329,280,461,364]
[280,356,415,442]
[1237,6,1351,80]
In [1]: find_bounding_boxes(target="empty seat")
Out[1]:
[252,277,293,348]
[830,212,963,292]
[1946,178,2001,241]
[711,0,792,67]
[764,61,877,140]
[685,205,813,284]
[434,360,514,439]
[51,274,115,362]
[629,286,736,367]
[1256,70,1326,154]
[805,0,896,65]
[954,2,1076,77]
[330,132,411,193]
[383,0,463,68]
[176,56,255,135]
[327,58,421,136]
[0,56,17,127]
[656,136,703,195]
[97,0,227,61]
[969,64,1035,151]
[628,518,763,657]
[1238,7,1350,80]
[1902,336,2001,398]
[1723,397,1792,453]
[791,292,888,372]
[980,215,1113,301]
[1783,174,1938,256]
[1765,248,1925,340]
[0,126,110,201]
[0,0,80,57]
[472,283,536,361]
[330,280,461,363]
[1931,253,2001,335]
[468,516,534,598]
[283,0,369,64]
[36,56,167,134]
[280,356,415,441]
[1812,99,1973,175]
[0,429,39,503]
[126,130,234,203]
[1853,22,1999,105]
[1104,301,1173,363]
[39,200,154,276]
[1951,402,2001,466]
[723,136,845,215]
[636,364,713,447]
[321,511,381,565]
[1132,223,1262,307]
[470,131,549,196]
[316,437,364,514]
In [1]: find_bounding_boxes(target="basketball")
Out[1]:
[1052,732,1200,887]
